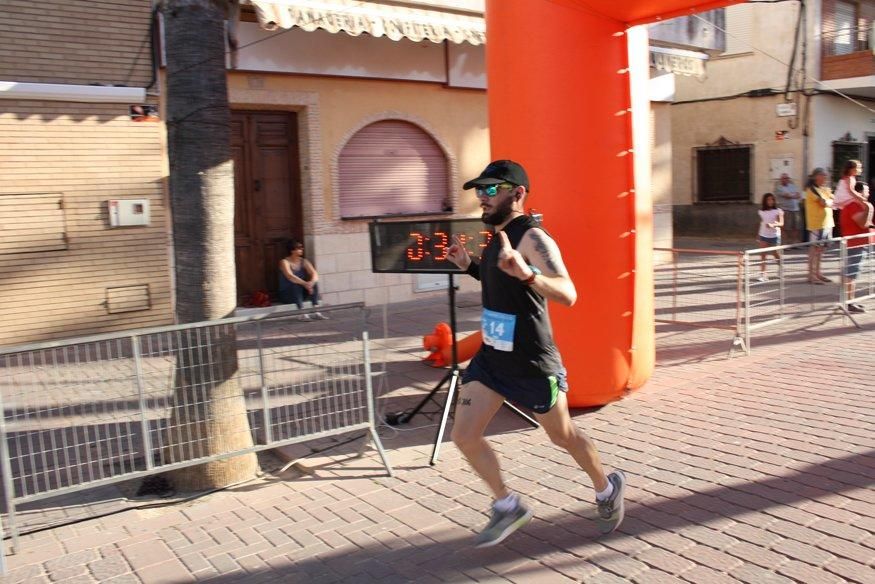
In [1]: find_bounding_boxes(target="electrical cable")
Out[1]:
[798,0,810,138]
[784,0,803,101]
[374,301,441,439]
[691,11,875,115]
[672,87,787,105]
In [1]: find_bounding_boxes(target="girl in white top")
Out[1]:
[756,193,784,282]
[833,159,866,208]
[833,159,874,228]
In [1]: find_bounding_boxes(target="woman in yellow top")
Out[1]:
[804,167,834,284]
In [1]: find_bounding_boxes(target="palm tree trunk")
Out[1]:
[163,0,257,490]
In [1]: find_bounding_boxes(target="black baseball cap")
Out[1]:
[463,159,530,190]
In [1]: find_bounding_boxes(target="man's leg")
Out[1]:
[536,392,626,533]
[534,391,608,491]
[844,248,863,311]
[451,381,533,547]
[450,381,507,499]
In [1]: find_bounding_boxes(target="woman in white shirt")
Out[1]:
[756,193,784,282]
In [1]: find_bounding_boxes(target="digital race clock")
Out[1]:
[369,218,494,273]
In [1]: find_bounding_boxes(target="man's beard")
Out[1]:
[481,196,514,226]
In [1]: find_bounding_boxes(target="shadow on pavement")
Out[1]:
[655,308,873,367]
[200,448,875,584]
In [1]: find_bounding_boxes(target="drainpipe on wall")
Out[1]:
[801,0,811,175]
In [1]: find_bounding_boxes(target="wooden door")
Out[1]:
[231,111,302,301]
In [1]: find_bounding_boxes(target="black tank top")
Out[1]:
[476,215,564,377]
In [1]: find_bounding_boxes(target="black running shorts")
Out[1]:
[462,353,568,414]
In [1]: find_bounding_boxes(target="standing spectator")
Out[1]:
[840,196,873,313]
[278,239,328,320]
[804,168,834,284]
[756,193,783,282]
[775,173,802,242]
[833,159,875,236]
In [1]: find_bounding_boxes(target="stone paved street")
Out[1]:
[2,290,874,584]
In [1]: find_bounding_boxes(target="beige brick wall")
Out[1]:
[0,0,154,87]
[0,100,173,346]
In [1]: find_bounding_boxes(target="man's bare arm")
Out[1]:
[520,229,577,306]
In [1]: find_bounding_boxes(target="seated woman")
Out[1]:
[278,239,327,320]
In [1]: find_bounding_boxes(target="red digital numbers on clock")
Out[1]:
[406,232,426,261]
[479,231,493,252]
[433,231,449,260]
[405,230,493,264]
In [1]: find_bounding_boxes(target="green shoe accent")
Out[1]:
[474,503,533,548]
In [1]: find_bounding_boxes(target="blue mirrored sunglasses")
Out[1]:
[474,183,515,197]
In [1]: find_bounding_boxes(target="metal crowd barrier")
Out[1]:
[0,303,392,570]
[655,234,873,356]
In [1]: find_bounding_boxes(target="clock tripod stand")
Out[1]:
[387,273,540,465]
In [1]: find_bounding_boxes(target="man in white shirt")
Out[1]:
[775,173,802,242]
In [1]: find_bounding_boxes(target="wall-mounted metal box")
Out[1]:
[108,199,150,227]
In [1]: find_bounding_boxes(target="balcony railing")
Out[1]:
[822,24,873,56]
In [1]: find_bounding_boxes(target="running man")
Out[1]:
[446,160,626,547]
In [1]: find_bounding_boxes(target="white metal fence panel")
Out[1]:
[0,303,391,564]
[656,236,873,355]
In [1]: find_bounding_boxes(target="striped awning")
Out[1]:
[244,0,485,45]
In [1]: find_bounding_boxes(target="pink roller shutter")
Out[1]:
[339,120,450,218]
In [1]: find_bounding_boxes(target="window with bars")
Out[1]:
[696,145,752,202]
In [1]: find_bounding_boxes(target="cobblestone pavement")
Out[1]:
[2,292,874,584]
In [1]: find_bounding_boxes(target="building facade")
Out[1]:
[0,1,174,345]
[0,0,489,346]
[648,9,725,247]
[0,0,737,347]
[227,0,489,306]
[670,0,875,237]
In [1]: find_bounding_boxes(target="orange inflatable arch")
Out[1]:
[485,0,738,406]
